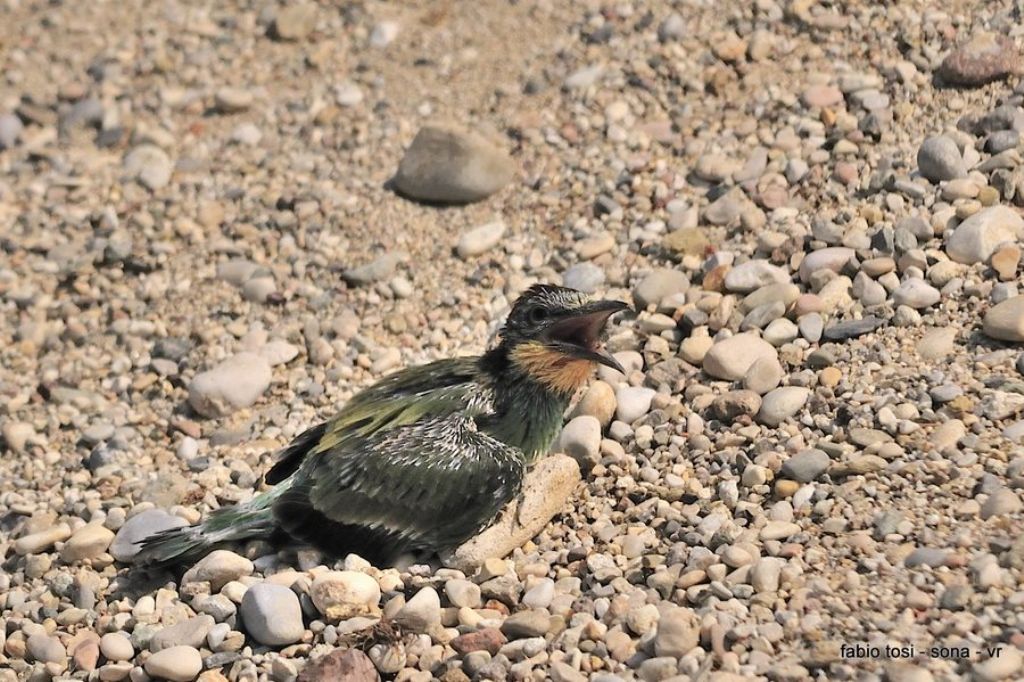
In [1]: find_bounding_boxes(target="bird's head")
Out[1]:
[499,284,628,394]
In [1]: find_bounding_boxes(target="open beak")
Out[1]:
[544,300,628,374]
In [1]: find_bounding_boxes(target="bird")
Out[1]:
[134,284,627,567]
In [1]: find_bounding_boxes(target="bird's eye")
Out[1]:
[528,306,548,324]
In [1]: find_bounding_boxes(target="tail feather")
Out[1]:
[133,499,278,568]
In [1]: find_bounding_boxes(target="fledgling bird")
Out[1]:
[135,285,627,567]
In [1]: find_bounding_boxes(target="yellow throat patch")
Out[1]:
[510,341,595,394]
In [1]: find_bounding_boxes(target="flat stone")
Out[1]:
[757,386,810,427]
[442,455,581,572]
[918,327,957,359]
[981,487,1023,519]
[15,524,71,555]
[823,316,885,341]
[27,633,65,664]
[501,610,551,639]
[562,262,605,293]
[393,123,514,203]
[150,615,215,652]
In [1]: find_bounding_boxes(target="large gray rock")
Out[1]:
[393,123,514,203]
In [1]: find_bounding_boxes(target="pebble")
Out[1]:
[214,87,253,113]
[570,380,616,425]
[562,262,605,294]
[110,509,188,562]
[653,608,699,657]
[703,333,779,381]
[938,31,1022,87]
[240,583,305,646]
[273,3,317,40]
[559,416,602,469]
[984,296,1024,342]
[15,523,71,555]
[614,386,656,423]
[393,123,514,203]
[917,136,967,182]
[780,449,831,482]
[823,316,885,341]
[394,587,441,633]
[144,645,203,682]
[892,278,941,309]
[724,260,790,293]
[343,252,407,285]
[971,646,1023,681]
[26,633,65,664]
[457,220,506,258]
[181,550,254,590]
[758,387,810,427]
[100,633,134,662]
[946,206,1023,264]
[981,487,1023,519]
[743,355,784,395]
[798,247,855,282]
[60,523,114,562]
[760,521,801,540]
[124,144,173,190]
[187,352,273,418]
[310,571,381,620]
[369,20,400,48]
[0,112,23,149]
[633,268,689,308]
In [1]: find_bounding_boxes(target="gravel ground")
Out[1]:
[2,0,1024,681]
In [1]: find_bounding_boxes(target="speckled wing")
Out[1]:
[271,411,525,557]
[264,358,486,485]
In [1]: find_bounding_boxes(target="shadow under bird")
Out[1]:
[135,284,628,567]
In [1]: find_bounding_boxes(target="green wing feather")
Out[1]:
[263,357,525,556]
[265,357,483,484]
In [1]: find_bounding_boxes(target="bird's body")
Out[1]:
[136,285,626,567]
